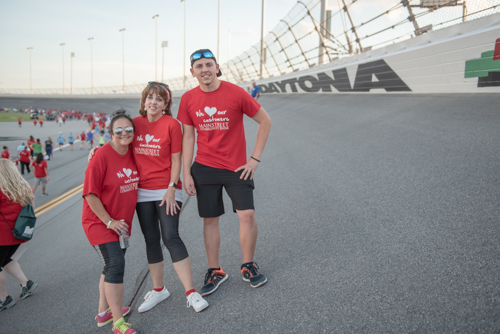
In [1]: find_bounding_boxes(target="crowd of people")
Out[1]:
[0,48,272,334]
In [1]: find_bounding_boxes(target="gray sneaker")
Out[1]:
[20,280,38,299]
[0,295,16,311]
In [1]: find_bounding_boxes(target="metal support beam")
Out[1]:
[269,31,295,72]
[244,51,260,78]
[297,0,332,64]
[342,0,364,52]
[252,46,271,77]
[402,0,421,36]
[236,56,252,81]
[280,20,311,67]
[263,40,283,75]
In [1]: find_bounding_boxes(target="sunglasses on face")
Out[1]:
[190,51,214,62]
[148,81,169,89]
[113,126,134,135]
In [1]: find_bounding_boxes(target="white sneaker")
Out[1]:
[186,292,209,313]
[138,287,170,313]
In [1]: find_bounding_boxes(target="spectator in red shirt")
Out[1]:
[0,159,38,311]
[1,146,11,161]
[30,153,49,196]
[80,131,86,150]
[19,146,31,175]
[27,136,35,158]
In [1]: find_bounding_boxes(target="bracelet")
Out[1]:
[106,218,113,229]
[250,156,261,163]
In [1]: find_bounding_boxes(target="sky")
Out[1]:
[0,0,318,91]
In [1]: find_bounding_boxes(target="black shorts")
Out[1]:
[0,244,20,272]
[191,161,255,218]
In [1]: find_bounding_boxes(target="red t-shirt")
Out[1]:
[0,191,27,246]
[177,81,261,171]
[19,150,30,163]
[132,115,183,190]
[1,151,9,159]
[31,160,47,178]
[27,139,35,152]
[80,133,86,141]
[82,143,139,246]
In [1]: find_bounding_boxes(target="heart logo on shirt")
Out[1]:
[145,134,154,144]
[123,168,132,178]
[204,107,217,117]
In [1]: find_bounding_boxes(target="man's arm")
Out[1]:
[182,124,197,196]
[235,107,271,180]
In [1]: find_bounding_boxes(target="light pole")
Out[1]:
[217,0,220,60]
[88,37,94,94]
[60,43,65,94]
[161,41,168,83]
[119,28,126,92]
[71,52,75,94]
[182,0,186,90]
[260,0,266,78]
[152,14,159,81]
[27,47,33,94]
[227,20,230,81]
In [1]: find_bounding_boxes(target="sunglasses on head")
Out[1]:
[148,81,169,89]
[191,51,214,62]
[113,126,134,135]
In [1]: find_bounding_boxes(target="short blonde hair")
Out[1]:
[0,159,34,205]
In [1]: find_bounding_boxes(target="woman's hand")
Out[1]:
[88,146,99,162]
[159,188,180,216]
[110,219,129,236]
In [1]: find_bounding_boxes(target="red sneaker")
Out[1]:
[95,307,130,327]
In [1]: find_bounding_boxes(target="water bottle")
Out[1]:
[119,220,129,249]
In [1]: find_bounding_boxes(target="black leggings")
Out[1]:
[136,201,188,264]
[20,162,30,174]
[94,242,126,284]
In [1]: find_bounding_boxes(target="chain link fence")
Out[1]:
[3,0,499,95]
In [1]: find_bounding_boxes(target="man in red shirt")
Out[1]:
[39,119,44,127]
[178,49,272,296]
[18,118,22,128]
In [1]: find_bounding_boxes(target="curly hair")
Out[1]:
[0,159,34,205]
[138,83,173,117]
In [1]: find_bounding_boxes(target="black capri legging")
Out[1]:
[0,244,20,272]
[94,242,126,284]
[135,200,188,264]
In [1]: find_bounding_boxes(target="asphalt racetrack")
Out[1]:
[0,93,499,333]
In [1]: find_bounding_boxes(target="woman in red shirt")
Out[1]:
[0,159,38,311]
[19,146,31,175]
[90,83,208,313]
[30,154,49,196]
[82,110,138,334]
[27,136,35,158]
[1,146,11,161]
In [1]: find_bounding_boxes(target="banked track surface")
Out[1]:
[1,93,499,333]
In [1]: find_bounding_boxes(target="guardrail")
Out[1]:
[2,0,499,95]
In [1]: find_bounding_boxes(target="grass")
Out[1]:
[0,112,47,122]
